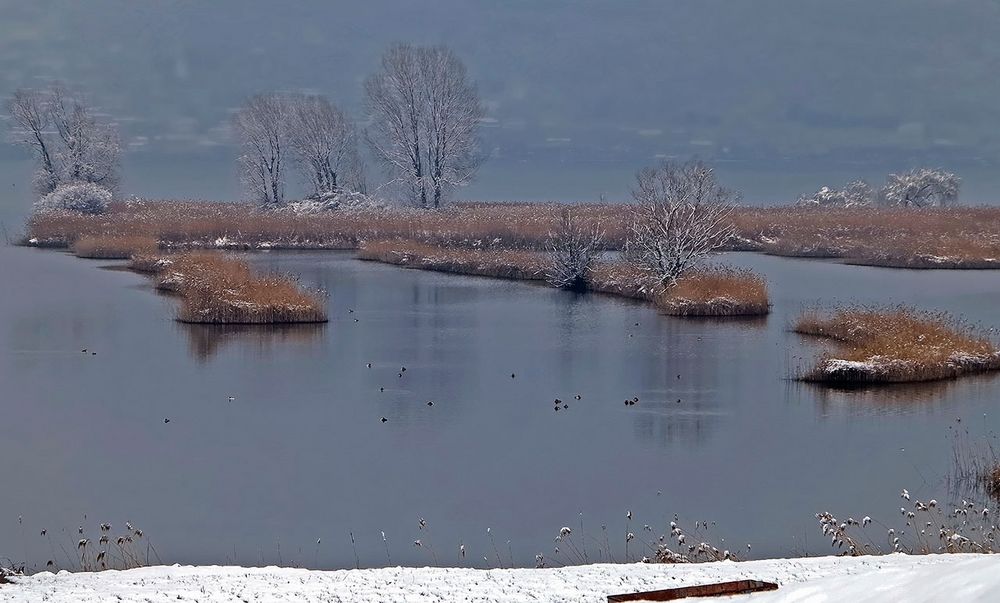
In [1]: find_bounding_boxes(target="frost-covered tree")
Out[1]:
[7,84,120,197]
[796,179,874,208]
[881,168,960,207]
[625,160,737,288]
[287,94,359,197]
[234,94,292,206]
[365,44,483,208]
[545,209,604,291]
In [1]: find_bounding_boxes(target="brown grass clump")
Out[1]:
[795,306,1000,384]
[156,252,327,324]
[71,235,159,259]
[357,239,548,280]
[656,268,770,317]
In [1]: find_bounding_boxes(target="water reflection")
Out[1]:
[179,323,327,362]
[797,373,1000,417]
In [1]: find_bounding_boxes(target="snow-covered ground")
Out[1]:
[1,554,997,602]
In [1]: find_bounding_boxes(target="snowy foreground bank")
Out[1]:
[2,554,998,602]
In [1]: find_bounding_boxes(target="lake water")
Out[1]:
[2,245,1000,570]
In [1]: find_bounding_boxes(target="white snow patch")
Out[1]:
[2,554,998,602]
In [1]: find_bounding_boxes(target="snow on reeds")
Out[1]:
[137,251,327,324]
[71,235,158,259]
[795,306,1000,384]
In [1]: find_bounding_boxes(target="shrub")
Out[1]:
[545,209,603,291]
[796,180,873,208]
[881,168,960,208]
[34,182,112,215]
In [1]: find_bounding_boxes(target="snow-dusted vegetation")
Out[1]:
[795,169,960,210]
[795,306,1000,384]
[33,182,112,215]
[882,168,961,208]
[795,179,874,208]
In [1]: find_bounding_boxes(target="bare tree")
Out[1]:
[234,94,291,206]
[418,46,483,207]
[625,160,737,289]
[545,208,604,291]
[287,94,357,197]
[365,44,483,208]
[7,84,120,197]
[881,168,960,207]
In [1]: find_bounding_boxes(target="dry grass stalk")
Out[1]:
[795,306,1000,384]
[71,235,158,259]
[153,252,327,324]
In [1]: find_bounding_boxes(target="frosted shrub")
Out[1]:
[796,180,874,208]
[881,168,960,208]
[33,182,112,215]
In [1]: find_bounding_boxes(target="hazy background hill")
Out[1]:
[2,0,1000,216]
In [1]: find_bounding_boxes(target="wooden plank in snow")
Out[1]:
[607,579,779,601]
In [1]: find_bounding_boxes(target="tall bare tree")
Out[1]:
[7,84,120,197]
[365,44,483,208]
[626,160,737,289]
[287,94,357,197]
[234,93,290,206]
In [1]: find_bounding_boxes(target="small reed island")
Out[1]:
[69,234,326,324]
[795,306,1000,384]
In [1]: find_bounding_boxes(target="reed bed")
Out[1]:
[26,199,626,252]
[794,306,1000,384]
[734,206,1000,268]
[70,234,159,259]
[27,200,1000,269]
[137,251,327,324]
[357,238,548,280]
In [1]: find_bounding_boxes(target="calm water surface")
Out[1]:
[2,245,1000,569]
